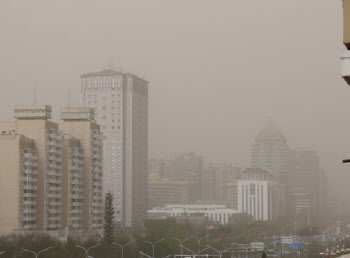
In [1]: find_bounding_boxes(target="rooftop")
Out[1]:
[80,69,148,82]
[259,121,283,136]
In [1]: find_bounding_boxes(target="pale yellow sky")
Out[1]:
[0,0,348,198]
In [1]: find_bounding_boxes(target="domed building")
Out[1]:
[251,121,289,185]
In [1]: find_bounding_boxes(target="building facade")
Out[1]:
[148,204,239,225]
[0,105,104,232]
[0,105,63,230]
[80,69,148,227]
[0,133,38,231]
[60,107,104,230]
[174,152,203,203]
[148,173,188,209]
[202,164,240,202]
[61,135,84,230]
[238,168,286,221]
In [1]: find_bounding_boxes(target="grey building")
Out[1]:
[81,69,148,227]
[174,152,203,203]
[251,122,289,185]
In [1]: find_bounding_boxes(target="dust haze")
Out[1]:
[0,0,348,202]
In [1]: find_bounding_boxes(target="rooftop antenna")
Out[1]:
[108,58,114,69]
[68,89,71,107]
[34,88,37,105]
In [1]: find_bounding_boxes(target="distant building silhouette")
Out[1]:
[251,122,289,185]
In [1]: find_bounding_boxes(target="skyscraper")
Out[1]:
[251,122,289,185]
[80,69,148,227]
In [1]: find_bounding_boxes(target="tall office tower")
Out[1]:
[238,168,286,221]
[0,133,38,231]
[80,70,148,227]
[174,152,203,203]
[61,134,84,230]
[201,164,240,202]
[0,106,63,230]
[289,150,325,223]
[60,108,104,230]
[251,122,289,185]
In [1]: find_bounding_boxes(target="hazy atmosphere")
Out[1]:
[0,0,347,201]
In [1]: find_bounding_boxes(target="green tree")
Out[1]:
[103,192,115,244]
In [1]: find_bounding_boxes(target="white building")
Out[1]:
[80,69,148,227]
[238,168,286,221]
[148,204,239,225]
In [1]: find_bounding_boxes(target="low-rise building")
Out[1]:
[148,173,188,209]
[238,168,286,221]
[148,204,239,225]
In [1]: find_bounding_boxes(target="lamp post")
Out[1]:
[139,251,153,258]
[76,244,100,258]
[206,245,231,258]
[113,240,135,258]
[174,236,195,255]
[192,235,209,252]
[178,245,209,256]
[139,251,171,258]
[24,247,53,258]
[144,238,164,257]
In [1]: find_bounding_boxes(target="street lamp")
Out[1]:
[174,236,195,255]
[113,240,135,258]
[144,238,164,257]
[24,247,53,258]
[178,245,209,256]
[206,245,232,258]
[139,251,153,258]
[0,252,5,256]
[139,251,171,258]
[192,235,209,252]
[76,244,100,258]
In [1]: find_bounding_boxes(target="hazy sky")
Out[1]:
[0,0,348,197]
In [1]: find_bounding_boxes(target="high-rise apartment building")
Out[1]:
[61,135,84,230]
[251,122,289,185]
[60,107,104,230]
[174,152,203,203]
[238,168,286,221]
[80,69,148,227]
[0,133,38,231]
[0,105,63,230]
[0,105,104,232]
